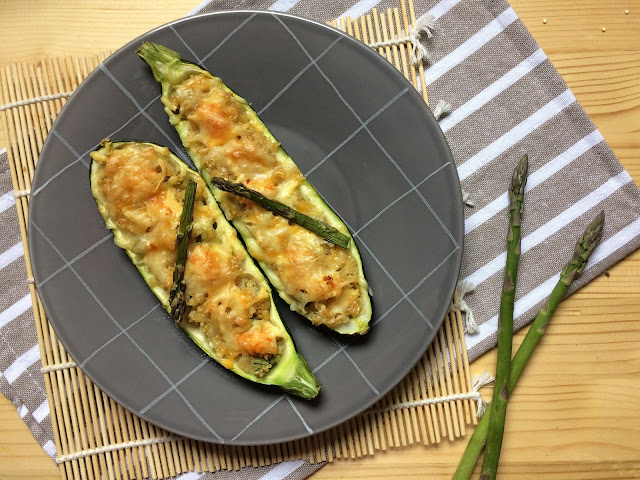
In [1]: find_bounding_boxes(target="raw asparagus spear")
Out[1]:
[510,210,605,381]
[210,177,350,249]
[480,154,528,480]
[453,211,605,480]
[169,179,196,325]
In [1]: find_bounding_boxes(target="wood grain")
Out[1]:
[0,398,60,479]
[0,1,639,479]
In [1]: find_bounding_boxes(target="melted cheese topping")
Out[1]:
[169,74,361,328]
[91,143,283,375]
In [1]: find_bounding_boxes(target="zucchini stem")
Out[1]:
[211,177,351,249]
[137,42,183,85]
[169,179,197,325]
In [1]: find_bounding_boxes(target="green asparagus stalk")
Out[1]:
[480,154,528,480]
[452,211,605,480]
[169,179,197,325]
[209,176,351,249]
[510,210,604,380]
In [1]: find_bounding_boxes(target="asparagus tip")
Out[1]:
[513,154,529,187]
[579,210,605,269]
[591,210,605,237]
[589,210,605,243]
[509,154,529,213]
[562,210,605,283]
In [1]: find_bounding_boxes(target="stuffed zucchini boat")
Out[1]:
[90,140,320,399]
[137,42,372,335]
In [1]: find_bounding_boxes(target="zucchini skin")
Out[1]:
[90,140,320,399]
[137,42,372,335]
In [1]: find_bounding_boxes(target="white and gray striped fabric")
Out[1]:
[1,1,639,479]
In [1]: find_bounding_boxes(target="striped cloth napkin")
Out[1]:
[1,1,639,479]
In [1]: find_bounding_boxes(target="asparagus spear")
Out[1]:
[209,176,351,249]
[452,211,605,480]
[169,179,197,325]
[510,210,604,380]
[480,154,528,480]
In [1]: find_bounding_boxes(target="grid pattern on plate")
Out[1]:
[3,0,640,478]
[28,10,461,444]
[0,1,475,477]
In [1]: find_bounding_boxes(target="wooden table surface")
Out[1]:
[0,1,638,479]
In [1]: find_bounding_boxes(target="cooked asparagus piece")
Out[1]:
[210,176,350,249]
[480,154,528,480]
[169,179,196,325]
[453,211,605,480]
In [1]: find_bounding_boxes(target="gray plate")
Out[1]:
[29,10,463,445]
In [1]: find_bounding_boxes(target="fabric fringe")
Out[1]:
[471,371,494,417]
[410,12,435,64]
[368,12,436,64]
[433,99,452,120]
[451,280,479,334]
[462,188,475,207]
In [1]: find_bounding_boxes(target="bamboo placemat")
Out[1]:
[0,2,482,478]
